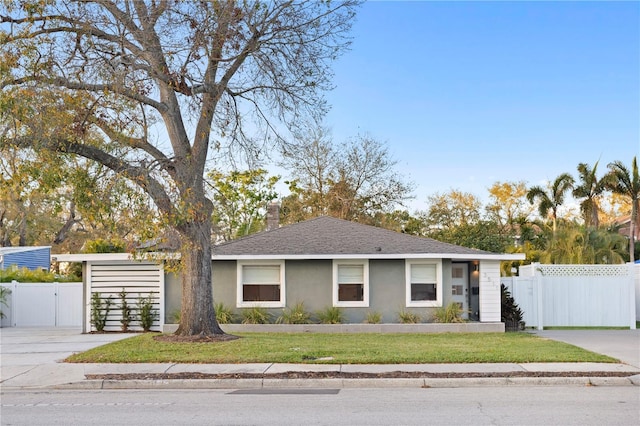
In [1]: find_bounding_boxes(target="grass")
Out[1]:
[65,332,618,364]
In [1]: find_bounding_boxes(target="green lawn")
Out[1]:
[65,332,618,364]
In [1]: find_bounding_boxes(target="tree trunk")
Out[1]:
[174,220,225,336]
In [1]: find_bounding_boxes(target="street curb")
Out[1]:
[40,376,639,390]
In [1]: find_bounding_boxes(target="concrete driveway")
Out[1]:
[531,329,640,368]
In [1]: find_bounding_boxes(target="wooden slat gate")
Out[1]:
[87,261,164,332]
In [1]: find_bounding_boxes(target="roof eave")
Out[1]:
[211,253,526,261]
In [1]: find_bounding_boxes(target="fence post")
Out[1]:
[629,263,636,330]
[534,265,544,330]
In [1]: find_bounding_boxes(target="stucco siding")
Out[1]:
[367,259,405,323]
[284,259,332,312]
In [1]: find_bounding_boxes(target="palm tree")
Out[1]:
[527,173,575,236]
[573,161,605,228]
[606,157,640,262]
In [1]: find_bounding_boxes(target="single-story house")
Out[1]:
[55,216,524,332]
[0,246,51,271]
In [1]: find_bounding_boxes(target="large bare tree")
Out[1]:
[0,1,359,336]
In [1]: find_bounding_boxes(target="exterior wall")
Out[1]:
[164,272,181,323]
[204,258,466,324]
[479,260,501,322]
[0,247,51,271]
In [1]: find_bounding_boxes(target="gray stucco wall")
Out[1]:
[165,258,465,324]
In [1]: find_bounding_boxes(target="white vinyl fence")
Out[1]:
[502,263,637,330]
[0,281,83,327]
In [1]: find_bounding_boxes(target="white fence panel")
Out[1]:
[14,284,56,327]
[56,283,84,327]
[505,263,635,329]
[636,264,640,321]
[0,282,82,327]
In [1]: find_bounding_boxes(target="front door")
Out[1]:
[451,263,468,320]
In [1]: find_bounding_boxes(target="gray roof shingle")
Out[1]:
[212,216,493,256]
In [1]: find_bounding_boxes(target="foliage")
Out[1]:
[501,285,524,331]
[397,309,420,324]
[427,220,513,253]
[137,294,159,332]
[526,173,575,235]
[485,181,533,229]
[241,307,272,325]
[214,302,236,325]
[364,311,382,324]
[280,131,413,224]
[0,286,11,319]
[573,161,606,228]
[0,0,360,337]
[605,157,640,262]
[541,225,627,264]
[432,303,466,323]
[208,169,280,242]
[83,238,126,254]
[316,306,344,324]
[90,292,112,332]
[66,332,617,364]
[118,289,133,332]
[424,190,482,230]
[276,302,313,324]
[0,266,79,283]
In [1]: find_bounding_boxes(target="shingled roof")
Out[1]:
[212,216,494,257]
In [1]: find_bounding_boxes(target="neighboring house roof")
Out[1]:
[212,216,523,261]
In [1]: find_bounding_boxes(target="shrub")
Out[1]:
[0,286,11,319]
[90,292,112,332]
[241,307,271,324]
[215,302,236,324]
[433,302,465,323]
[118,288,133,332]
[397,309,420,324]
[364,311,382,324]
[316,306,343,324]
[276,302,312,324]
[137,294,159,332]
[501,284,524,331]
[0,266,79,283]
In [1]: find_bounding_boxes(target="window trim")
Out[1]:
[405,260,442,307]
[333,259,369,308]
[237,260,286,308]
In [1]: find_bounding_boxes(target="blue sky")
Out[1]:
[321,1,639,211]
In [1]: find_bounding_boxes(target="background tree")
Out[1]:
[207,169,279,242]
[424,190,482,231]
[526,173,574,236]
[573,161,605,228]
[280,133,413,224]
[606,157,640,262]
[1,1,360,337]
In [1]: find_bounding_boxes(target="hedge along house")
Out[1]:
[57,216,524,333]
[166,216,525,328]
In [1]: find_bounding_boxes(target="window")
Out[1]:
[333,260,369,307]
[406,261,442,307]
[237,261,285,308]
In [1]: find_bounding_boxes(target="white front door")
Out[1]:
[451,263,468,319]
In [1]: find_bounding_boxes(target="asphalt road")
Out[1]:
[2,386,639,426]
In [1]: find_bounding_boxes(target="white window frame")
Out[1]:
[405,260,442,307]
[236,260,286,308]
[333,259,369,308]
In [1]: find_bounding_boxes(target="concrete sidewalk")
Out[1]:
[1,327,639,390]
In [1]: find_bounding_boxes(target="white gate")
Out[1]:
[0,282,82,327]
[502,263,636,329]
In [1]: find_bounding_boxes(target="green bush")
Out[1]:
[215,302,236,324]
[433,302,465,323]
[241,307,271,324]
[118,289,133,332]
[137,294,159,332]
[0,266,79,283]
[90,292,112,332]
[0,286,11,319]
[364,311,382,324]
[276,302,312,324]
[397,309,421,324]
[316,306,343,324]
